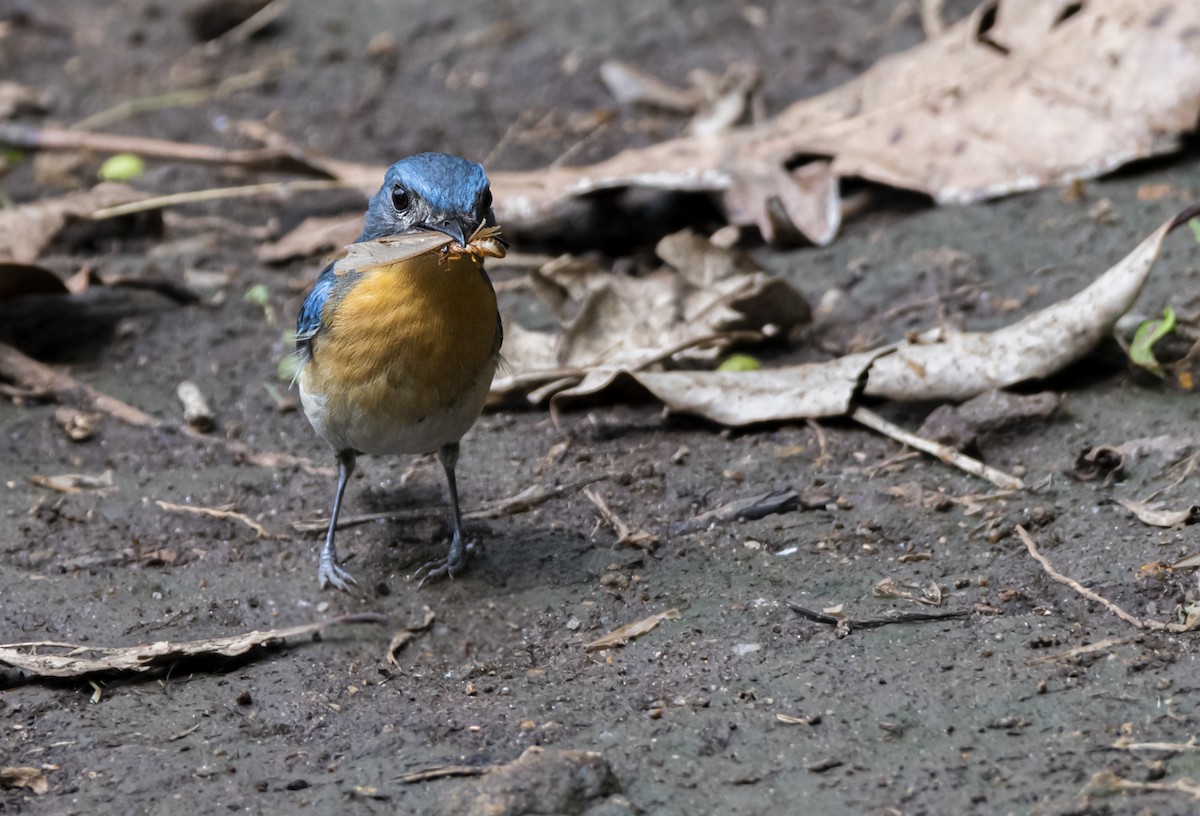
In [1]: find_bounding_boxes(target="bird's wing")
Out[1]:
[296,262,336,357]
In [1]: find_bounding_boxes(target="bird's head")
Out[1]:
[359,152,495,245]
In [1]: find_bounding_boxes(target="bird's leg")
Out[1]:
[318,449,358,591]
[416,441,470,586]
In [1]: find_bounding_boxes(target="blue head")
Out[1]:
[359,152,495,245]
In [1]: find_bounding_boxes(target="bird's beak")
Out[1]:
[426,216,470,247]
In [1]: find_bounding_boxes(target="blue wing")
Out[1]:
[296,262,336,359]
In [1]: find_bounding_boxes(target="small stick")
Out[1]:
[92,180,354,220]
[400,765,490,784]
[850,406,1025,490]
[1016,525,1197,634]
[155,500,274,539]
[584,487,657,548]
[786,601,969,629]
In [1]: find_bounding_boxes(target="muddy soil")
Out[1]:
[3,1,1200,814]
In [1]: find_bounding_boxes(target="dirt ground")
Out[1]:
[4,1,1200,814]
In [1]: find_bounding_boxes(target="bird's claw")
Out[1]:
[319,560,358,592]
[412,553,466,589]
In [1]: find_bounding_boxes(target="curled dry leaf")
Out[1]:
[1112,497,1198,529]
[0,766,49,795]
[585,608,680,651]
[28,469,115,494]
[492,228,811,402]
[0,613,385,678]
[257,214,361,263]
[0,183,149,263]
[495,203,1200,428]
[490,0,1200,243]
[386,606,436,667]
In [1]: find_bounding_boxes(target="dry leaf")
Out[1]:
[0,766,49,795]
[0,184,149,263]
[0,613,385,678]
[584,608,680,651]
[495,204,1198,425]
[1113,497,1198,529]
[386,606,436,666]
[0,81,50,120]
[28,470,114,494]
[492,229,810,400]
[489,0,1200,243]
[257,214,362,263]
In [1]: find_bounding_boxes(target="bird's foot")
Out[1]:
[318,559,358,592]
[412,547,467,589]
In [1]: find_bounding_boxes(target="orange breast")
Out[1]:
[307,250,499,428]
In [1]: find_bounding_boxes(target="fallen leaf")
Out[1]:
[257,214,362,263]
[0,613,385,678]
[1172,553,1200,571]
[490,0,1200,243]
[1113,496,1197,529]
[585,608,680,651]
[28,470,115,494]
[494,204,1199,425]
[386,606,436,666]
[0,766,49,795]
[0,183,149,262]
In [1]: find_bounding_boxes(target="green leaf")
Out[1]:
[243,283,270,306]
[1129,306,1176,377]
[717,353,762,372]
[1188,217,1200,244]
[98,153,145,181]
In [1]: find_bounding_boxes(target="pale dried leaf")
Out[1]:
[0,614,384,678]
[862,205,1190,401]
[0,184,148,263]
[599,60,699,113]
[257,214,361,263]
[490,0,1200,243]
[1113,496,1197,529]
[585,608,680,651]
[0,766,49,795]
[28,469,115,494]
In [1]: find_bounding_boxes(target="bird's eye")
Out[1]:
[481,188,493,210]
[391,185,410,212]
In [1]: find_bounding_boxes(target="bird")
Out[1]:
[294,152,504,591]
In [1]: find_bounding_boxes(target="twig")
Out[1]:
[73,70,268,131]
[291,475,610,533]
[400,764,490,784]
[155,500,275,539]
[786,601,969,630]
[1112,737,1200,753]
[1026,636,1129,665]
[1016,525,1198,634]
[850,406,1025,490]
[583,487,657,548]
[92,180,354,220]
[202,0,290,54]
[1083,769,1200,801]
[0,342,327,475]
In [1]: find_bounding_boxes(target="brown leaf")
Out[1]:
[0,184,149,263]
[490,0,1200,243]
[257,214,361,264]
[28,470,115,494]
[0,766,49,795]
[0,613,385,678]
[1113,497,1198,529]
[585,608,680,651]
